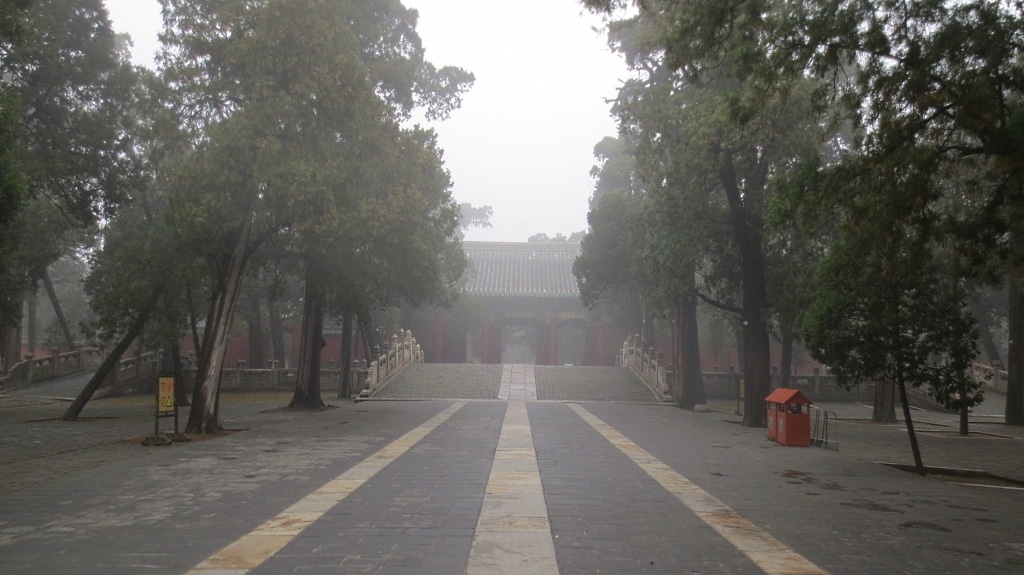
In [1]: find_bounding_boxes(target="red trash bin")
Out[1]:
[765,388,813,447]
[766,401,778,441]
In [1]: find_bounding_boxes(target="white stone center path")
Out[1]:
[498,363,536,400]
[467,364,557,574]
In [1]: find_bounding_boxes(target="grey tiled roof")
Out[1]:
[463,241,580,297]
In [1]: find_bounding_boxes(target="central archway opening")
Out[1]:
[501,324,538,363]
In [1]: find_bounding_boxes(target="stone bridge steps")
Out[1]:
[370,363,663,403]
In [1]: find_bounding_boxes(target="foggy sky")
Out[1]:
[104,0,627,242]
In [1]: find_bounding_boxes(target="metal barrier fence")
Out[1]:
[810,406,840,450]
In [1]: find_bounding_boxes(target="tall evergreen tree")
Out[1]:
[159,0,472,431]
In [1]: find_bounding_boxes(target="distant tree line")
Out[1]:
[528,231,585,243]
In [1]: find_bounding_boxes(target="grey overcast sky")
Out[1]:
[104,0,627,242]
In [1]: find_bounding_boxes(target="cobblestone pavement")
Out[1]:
[1,366,1023,574]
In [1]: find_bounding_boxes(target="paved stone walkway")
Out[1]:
[1,366,1023,574]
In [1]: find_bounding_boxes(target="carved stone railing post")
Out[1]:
[368,358,379,392]
[656,351,669,397]
[616,337,672,402]
[351,330,425,398]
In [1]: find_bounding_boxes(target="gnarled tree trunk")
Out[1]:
[26,287,36,353]
[289,274,325,409]
[42,267,74,350]
[172,345,189,407]
[268,290,286,368]
[63,285,164,421]
[339,313,354,399]
[1006,270,1024,425]
[720,153,771,428]
[872,377,897,422]
[246,286,264,368]
[970,297,1003,369]
[1,319,21,373]
[186,215,253,434]
[676,281,707,410]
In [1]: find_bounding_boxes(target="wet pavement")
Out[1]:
[1,365,1022,574]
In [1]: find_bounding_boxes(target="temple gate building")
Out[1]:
[411,241,623,365]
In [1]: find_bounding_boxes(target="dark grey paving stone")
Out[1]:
[528,402,764,575]
[252,401,502,575]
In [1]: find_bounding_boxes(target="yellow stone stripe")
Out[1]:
[568,404,830,575]
[185,401,468,574]
[466,400,558,575]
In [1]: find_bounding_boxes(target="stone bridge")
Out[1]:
[366,363,665,403]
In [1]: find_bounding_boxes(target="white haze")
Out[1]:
[104,0,627,242]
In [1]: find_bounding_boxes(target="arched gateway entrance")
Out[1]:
[411,242,622,366]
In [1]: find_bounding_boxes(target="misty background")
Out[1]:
[104,0,628,242]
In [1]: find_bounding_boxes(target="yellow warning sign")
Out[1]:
[158,377,175,413]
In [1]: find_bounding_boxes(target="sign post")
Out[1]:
[156,376,179,435]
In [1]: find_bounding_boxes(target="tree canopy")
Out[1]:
[583,0,1024,431]
[155,0,472,430]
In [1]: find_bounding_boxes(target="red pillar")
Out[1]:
[432,314,445,363]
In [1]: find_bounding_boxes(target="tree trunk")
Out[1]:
[741,311,771,428]
[677,293,707,410]
[247,286,264,368]
[872,378,898,422]
[172,345,189,407]
[669,300,682,404]
[1006,269,1024,425]
[186,215,253,434]
[26,287,36,353]
[62,286,164,421]
[639,291,654,348]
[289,275,325,409]
[185,280,203,360]
[736,239,770,427]
[360,316,376,359]
[719,153,771,428]
[339,314,354,399]
[268,291,286,368]
[1,319,21,372]
[42,267,74,350]
[896,367,925,474]
[971,297,1003,368]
